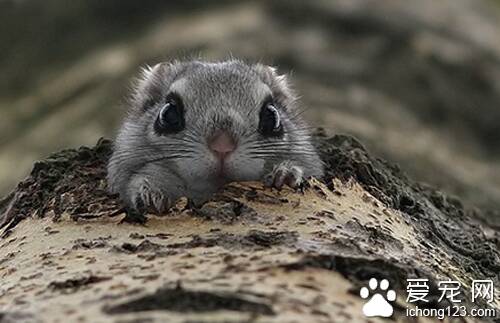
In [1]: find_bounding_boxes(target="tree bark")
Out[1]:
[0,135,498,322]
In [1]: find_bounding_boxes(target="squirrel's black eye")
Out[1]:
[258,100,283,137]
[154,94,185,134]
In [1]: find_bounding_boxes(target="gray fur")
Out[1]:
[107,60,323,213]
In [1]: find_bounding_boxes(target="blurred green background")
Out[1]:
[1,0,499,223]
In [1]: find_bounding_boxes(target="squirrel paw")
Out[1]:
[264,161,304,190]
[131,180,171,215]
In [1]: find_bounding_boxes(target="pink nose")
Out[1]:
[209,131,236,159]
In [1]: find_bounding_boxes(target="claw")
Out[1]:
[263,161,304,190]
[132,183,171,215]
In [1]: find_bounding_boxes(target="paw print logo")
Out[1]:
[360,278,396,317]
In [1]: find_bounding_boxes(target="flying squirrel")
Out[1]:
[107,60,324,214]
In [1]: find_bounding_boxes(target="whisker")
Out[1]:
[110,145,198,155]
[108,148,197,162]
[247,151,320,157]
[108,154,191,167]
[245,142,316,149]
[287,107,310,121]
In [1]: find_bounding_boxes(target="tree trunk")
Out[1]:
[0,135,498,322]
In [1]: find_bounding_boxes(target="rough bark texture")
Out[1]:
[0,135,498,322]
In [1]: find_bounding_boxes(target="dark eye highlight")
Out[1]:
[258,99,283,137]
[154,93,185,135]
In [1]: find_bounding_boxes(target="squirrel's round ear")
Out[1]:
[139,63,164,85]
[131,63,167,112]
[130,62,186,113]
[254,64,297,108]
[253,64,289,88]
